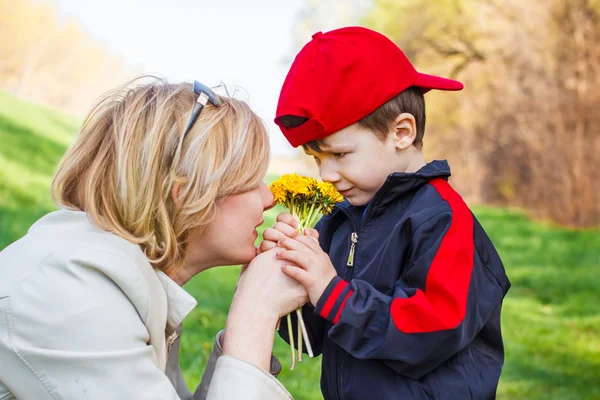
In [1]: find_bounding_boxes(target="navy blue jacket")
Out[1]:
[279,160,510,399]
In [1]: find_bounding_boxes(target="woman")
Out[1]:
[0,77,305,399]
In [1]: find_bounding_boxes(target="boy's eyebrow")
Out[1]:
[305,143,351,155]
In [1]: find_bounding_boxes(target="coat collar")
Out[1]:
[156,271,197,332]
[333,160,452,221]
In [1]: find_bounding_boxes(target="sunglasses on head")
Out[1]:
[171,81,221,167]
[181,81,222,140]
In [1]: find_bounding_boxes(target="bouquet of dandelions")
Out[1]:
[269,174,344,369]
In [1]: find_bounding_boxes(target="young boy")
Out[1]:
[264,26,511,399]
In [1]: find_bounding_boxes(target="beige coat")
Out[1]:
[0,209,292,399]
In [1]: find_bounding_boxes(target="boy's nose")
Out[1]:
[319,164,341,183]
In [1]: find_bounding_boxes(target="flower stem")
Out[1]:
[287,313,295,370]
[284,199,317,368]
[296,307,314,358]
[305,203,317,229]
[296,308,303,362]
[306,204,321,228]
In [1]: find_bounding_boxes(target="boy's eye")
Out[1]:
[333,152,346,158]
[312,156,321,165]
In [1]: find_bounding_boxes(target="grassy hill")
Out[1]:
[0,92,598,399]
[0,91,79,249]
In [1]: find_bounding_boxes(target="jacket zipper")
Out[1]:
[343,179,391,270]
[346,232,358,267]
[331,180,393,399]
[166,330,179,356]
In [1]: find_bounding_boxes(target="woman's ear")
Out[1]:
[170,177,188,204]
[392,113,417,150]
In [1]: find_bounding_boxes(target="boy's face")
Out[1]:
[305,124,405,207]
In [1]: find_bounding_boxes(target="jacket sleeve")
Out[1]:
[204,356,291,400]
[314,184,507,379]
[193,330,284,400]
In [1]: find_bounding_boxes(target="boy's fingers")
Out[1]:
[301,232,320,246]
[304,228,320,240]
[259,240,277,253]
[272,221,300,238]
[281,265,311,287]
[276,250,310,269]
[295,234,322,253]
[276,212,299,229]
[277,237,310,252]
[262,227,286,242]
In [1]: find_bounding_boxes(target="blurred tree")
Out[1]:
[0,0,139,114]
[292,0,600,227]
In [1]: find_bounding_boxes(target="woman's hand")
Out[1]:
[222,248,309,371]
[234,248,309,319]
[277,235,337,306]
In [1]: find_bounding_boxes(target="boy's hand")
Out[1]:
[276,235,337,306]
[260,212,319,253]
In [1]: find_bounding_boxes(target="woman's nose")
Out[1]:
[261,182,275,211]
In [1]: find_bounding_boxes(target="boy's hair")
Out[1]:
[279,87,426,153]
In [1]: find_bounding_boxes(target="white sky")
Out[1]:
[53,0,305,156]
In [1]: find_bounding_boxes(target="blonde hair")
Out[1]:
[52,76,270,275]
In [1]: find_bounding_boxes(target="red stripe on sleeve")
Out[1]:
[390,178,475,333]
[333,290,353,324]
[320,280,349,319]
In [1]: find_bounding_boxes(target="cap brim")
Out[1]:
[414,72,464,91]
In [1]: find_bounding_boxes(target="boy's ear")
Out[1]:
[392,113,417,150]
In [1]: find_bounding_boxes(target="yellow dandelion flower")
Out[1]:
[305,177,319,197]
[317,182,344,204]
[280,174,311,198]
[270,174,342,221]
[269,180,288,205]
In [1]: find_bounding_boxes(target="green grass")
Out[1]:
[0,91,79,249]
[475,208,600,400]
[180,207,600,400]
[0,92,598,399]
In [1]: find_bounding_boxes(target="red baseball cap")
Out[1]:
[275,26,464,147]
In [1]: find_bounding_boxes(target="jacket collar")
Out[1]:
[31,209,198,332]
[156,272,198,332]
[335,160,451,218]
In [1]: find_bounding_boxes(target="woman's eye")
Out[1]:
[333,152,346,158]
